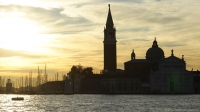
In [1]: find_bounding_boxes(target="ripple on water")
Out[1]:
[1,94,200,111]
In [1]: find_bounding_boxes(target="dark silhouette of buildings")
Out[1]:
[192,71,200,93]
[39,81,64,94]
[6,79,12,92]
[64,4,200,94]
[124,38,164,83]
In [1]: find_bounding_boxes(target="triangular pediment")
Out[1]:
[162,56,185,63]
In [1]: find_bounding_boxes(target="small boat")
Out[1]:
[12,97,24,101]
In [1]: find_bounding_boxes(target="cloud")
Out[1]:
[0,4,94,35]
[102,0,143,3]
[0,0,200,77]
[161,42,186,47]
[0,48,48,59]
[119,27,150,32]
[145,16,182,25]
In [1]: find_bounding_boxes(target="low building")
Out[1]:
[66,72,141,94]
[6,79,12,92]
[74,73,85,93]
[80,74,101,93]
[39,81,64,94]
[192,70,200,93]
[100,76,141,94]
[150,50,193,93]
[64,77,73,94]
[141,83,150,93]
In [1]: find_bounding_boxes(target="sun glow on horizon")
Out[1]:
[0,14,70,77]
[0,16,53,53]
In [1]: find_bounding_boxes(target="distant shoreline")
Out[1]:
[1,93,199,95]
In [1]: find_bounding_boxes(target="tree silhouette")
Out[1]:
[69,64,83,76]
[68,64,94,93]
[82,67,93,75]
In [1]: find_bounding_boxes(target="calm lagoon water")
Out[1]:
[0,94,200,112]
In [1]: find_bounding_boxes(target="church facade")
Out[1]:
[150,50,193,93]
[124,39,193,93]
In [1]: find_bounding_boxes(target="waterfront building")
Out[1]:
[74,73,85,93]
[6,79,12,92]
[80,74,101,93]
[192,70,200,93]
[39,81,64,93]
[64,77,73,94]
[100,76,141,94]
[150,50,193,93]
[68,73,141,94]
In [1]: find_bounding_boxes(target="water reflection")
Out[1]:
[0,94,200,111]
[0,95,29,111]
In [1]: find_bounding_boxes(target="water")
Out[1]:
[0,94,200,112]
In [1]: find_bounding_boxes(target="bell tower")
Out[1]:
[103,4,117,71]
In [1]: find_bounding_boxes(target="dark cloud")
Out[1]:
[161,42,186,47]
[131,38,150,41]
[111,4,183,25]
[104,0,143,3]
[119,27,150,32]
[118,40,132,45]
[118,38,150,46]
[145,16,182,24]
[73,0,143,8]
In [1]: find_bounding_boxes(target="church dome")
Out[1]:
[146,38,164,61]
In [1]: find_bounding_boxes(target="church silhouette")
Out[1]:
[64,4,200,94]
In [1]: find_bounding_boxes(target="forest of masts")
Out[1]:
[0,65,66,92]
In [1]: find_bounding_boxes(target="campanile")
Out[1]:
[103,4,117,71]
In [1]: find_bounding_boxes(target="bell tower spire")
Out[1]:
[106,4,114,29]
[103,4,117,72]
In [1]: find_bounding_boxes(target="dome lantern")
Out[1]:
[146,38,164,61]
[131,49,136,60]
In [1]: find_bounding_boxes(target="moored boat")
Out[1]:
[12,97,24,101]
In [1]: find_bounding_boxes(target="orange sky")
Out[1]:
[0,0,200,79]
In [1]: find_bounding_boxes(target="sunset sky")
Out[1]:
[0,0,200,78]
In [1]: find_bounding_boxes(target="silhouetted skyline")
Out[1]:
[0,1,200,78]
